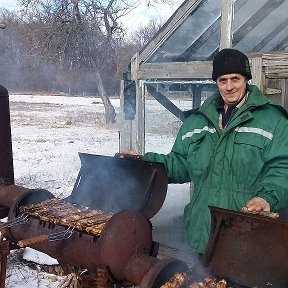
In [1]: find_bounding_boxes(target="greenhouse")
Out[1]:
[120,0,288,153]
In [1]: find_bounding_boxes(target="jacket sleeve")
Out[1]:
[142,126,191,184]
[256,117,288,211]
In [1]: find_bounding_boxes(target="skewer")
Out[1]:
[3,214,30,228]
[49,227,75,241]
[17,227,75,247]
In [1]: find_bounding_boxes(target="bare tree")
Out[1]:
[130,18,163,50]
[0,9,40,91]
[17,0,139,124]
[1,1,170,123]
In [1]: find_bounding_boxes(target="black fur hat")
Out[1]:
[212,48,252,81]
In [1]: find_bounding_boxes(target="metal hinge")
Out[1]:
[264,87,282,95]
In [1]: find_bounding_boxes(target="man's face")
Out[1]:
[216,73,248,107]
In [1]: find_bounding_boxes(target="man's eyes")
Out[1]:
[219,78,240,83]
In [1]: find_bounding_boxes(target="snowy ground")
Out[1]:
[3,93,193,287]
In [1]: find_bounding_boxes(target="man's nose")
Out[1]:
[225,79,233,90]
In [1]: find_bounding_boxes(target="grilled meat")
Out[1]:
[160,272,189,288]
[160,272,228,288]
[18,198,113,236]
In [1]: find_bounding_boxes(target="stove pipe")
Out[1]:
[0,85,14,186]
[0,85,15,218]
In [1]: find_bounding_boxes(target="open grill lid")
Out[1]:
[65,153,168,219]
[203,206,288,288]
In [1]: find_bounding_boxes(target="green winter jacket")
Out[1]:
[142,84,288,253]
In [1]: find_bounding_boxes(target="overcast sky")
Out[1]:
[0,0,18,9]
[124,2,178,32]
[0,0,181,32]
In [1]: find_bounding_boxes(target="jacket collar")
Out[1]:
[194,84,288,130]
[200,84,288,116]
[184,84,288,121]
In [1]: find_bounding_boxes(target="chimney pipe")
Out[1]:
[0,85,14,218]
[0,85,14,186]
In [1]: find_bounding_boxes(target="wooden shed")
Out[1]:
[120,0,288,154]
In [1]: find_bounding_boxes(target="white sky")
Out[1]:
[122,1,179,31]
[0,0,18,9]
[0,0,181,32]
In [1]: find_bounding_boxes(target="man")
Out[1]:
[122,48,288,254]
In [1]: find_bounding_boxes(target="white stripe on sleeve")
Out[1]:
[182,126,216,141]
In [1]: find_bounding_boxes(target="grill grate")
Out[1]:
[18,198,113,236]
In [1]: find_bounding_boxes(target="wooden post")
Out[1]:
[131,53,139,82]
[250,56,264,91]
[130,52,145,154]
[219,0,234,50]
[119,79,133,151]
[280,79,286,107]
[136,81,145,154]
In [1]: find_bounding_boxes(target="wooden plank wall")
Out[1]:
[262,52,288,79]
[262,52,288,109]
[137,61,212,80]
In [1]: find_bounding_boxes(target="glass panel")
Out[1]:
[147,0,221,63]
[144,81,216,114]
[233,0,288,53]
[146,0,288,65]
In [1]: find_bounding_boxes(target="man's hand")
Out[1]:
[120,150,139,157]
[115,150,140,159]
[245,197,270,212]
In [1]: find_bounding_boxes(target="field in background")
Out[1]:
[5,94,192,287]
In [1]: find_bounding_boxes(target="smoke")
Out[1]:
[65,153,158,214]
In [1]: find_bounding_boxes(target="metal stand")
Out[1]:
[0,239,10,288]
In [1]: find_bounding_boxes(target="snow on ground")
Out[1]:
[3,93,193,287]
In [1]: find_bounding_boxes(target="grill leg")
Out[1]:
[0,239,10,288]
